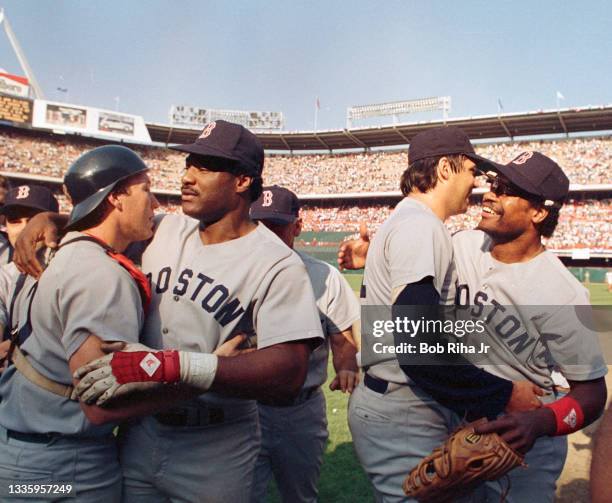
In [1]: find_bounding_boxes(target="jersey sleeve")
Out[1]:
[323,266,360,335]
[536,299,608,381]
[387,219,445,292]
[54,258,144,359]
[255,262,324,349]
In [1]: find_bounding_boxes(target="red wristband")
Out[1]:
[544,396,585,436]
[111,350,181,384]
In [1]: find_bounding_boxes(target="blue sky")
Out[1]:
[0,0,610,131]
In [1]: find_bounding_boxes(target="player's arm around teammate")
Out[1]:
[16,123,322,409]
[339,221,544,415]
[0,146,171,502]
[339,226,605,439]
[14,205,317,409]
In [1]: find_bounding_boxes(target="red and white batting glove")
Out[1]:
[73,343,218,406]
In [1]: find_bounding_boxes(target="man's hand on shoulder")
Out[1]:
[14,212,68,278]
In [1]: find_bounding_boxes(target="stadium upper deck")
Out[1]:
[147,105,612,151]
[1,125,609,197]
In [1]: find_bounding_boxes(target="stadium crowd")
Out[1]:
[295,199,612,252]
[1,127,611,194]
[0,126,610,251]
[150,198,612,253]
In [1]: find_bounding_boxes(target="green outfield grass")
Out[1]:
[265,279,611,502]
[343,272,364,293]
[342,273,612,306]
[588,283,612,305]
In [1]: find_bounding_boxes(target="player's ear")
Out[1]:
[107,191,123,211]
[531,205,549,225]
[234,174,252,195]
[437,157,451,182]
[294,217,303,238]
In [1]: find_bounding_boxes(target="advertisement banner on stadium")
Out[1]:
[0,73,30,98]
[0,92,33,125]
[98,111,135,135]
[32,100,151,142]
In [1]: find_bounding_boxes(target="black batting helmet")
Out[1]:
[64,145,149,229]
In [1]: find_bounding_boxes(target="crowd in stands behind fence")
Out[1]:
[0,127,609,252]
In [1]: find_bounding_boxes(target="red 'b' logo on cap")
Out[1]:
[199,122,216,139]
[512,152,534,165]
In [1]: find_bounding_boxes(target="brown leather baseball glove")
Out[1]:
[403,418,525,502]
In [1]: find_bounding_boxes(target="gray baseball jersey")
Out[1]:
[361,197,456,383]
[120,214,324,503]
[297,250,360,389]
[138,214,324,403]
[452,229,607,389]
[0,261,18,329]
[0,232,144,436]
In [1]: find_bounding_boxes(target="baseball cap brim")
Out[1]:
[250,209,296,225]
[0,201,55,215]
[464,153,504,171]
[171,143,242,164]
[486,163,543,197]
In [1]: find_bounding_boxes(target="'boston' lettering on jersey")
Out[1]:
[146,266,245,326]
[456,284,543,359]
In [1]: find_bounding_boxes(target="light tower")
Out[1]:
[0,8,45,99]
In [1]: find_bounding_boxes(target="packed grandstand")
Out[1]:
[0,123,610,255]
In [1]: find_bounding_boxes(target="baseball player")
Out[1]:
[0,146,159,502]
[338,127,544,502]
[606,270,612,292]
[249,185,360,503]
[0,185,58,363]
[459,153,607,501]
[339,151,607,501]
[20,121,325,503]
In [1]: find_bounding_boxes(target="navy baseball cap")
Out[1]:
[0,184,59,215]
[485,151,570,207]
[172,120,264,176]
[250,185,300,224]
[408,126,499,169]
